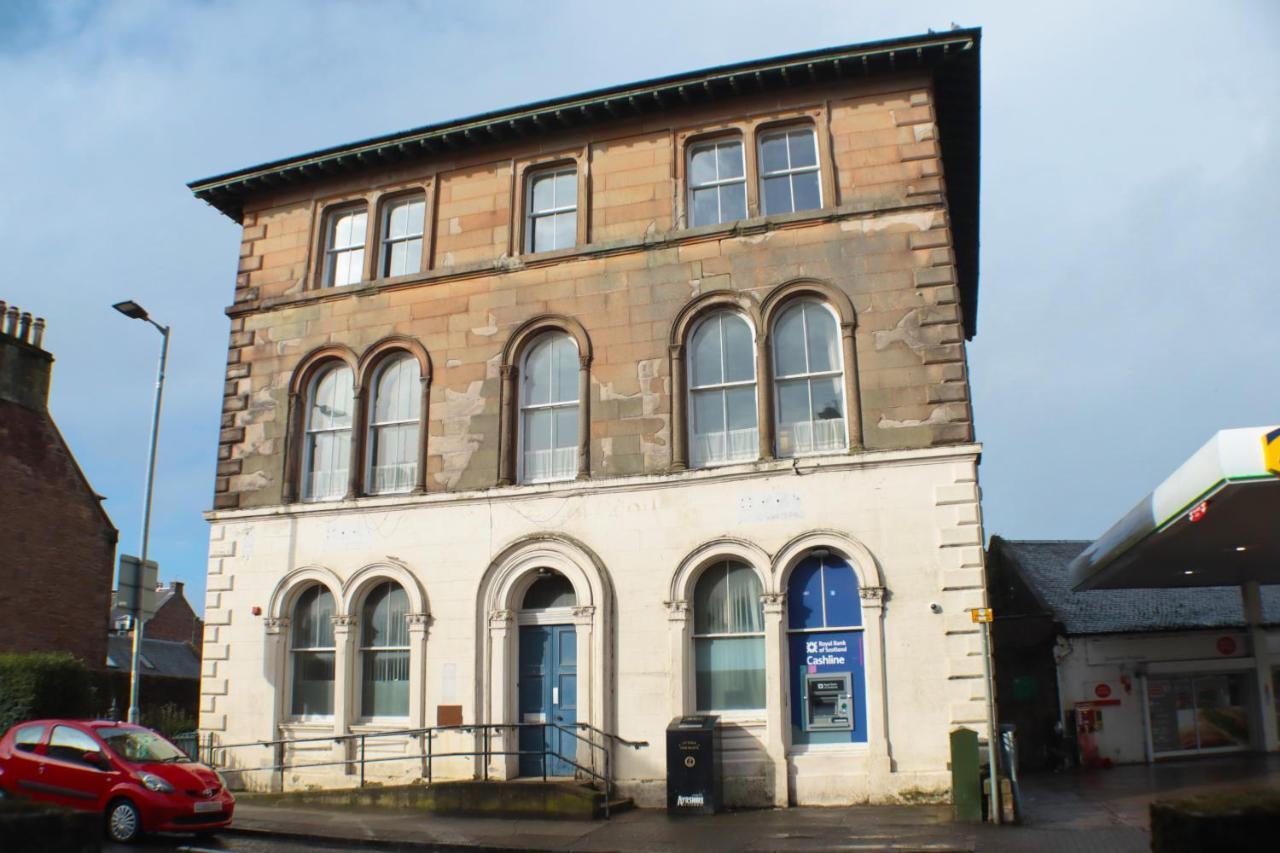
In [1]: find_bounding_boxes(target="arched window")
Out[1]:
[519,333,579,483]
[291,585,336,718]
[523,572,576,610]
[366,355,420,495]
[359,581,410,719]
[688,312,758,467]
[772,300,846,457]
[303,363,355,501]
[693,561,764,712]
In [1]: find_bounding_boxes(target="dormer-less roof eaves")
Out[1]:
[189,28,981,335]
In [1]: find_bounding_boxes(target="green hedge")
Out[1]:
[1151,790,1280,853]
[0,653,95,734]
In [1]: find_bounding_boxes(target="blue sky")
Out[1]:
[1,1,1276,615]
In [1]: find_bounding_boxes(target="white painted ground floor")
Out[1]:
[198,445,989,806]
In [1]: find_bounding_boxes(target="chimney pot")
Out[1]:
[4,305,17,336]
[18,312,32,343]
[32,318,45,349]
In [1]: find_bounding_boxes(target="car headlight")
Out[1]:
[139,772,173,793]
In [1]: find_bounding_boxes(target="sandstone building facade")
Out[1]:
[190,29,985,805]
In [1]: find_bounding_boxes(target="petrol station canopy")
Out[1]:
[1069,427,1280,591]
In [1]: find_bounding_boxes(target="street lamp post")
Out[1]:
[113,300,170,725]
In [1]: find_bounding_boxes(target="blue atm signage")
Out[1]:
[785,553,868,745]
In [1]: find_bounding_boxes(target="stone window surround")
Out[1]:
[266,564,431,757]
[673,105,837,230]
[282,337,433,504]
[511,147,590,258]
[665,532,890,805]
[307,180,436,291]
[669,278,863,471]
[496,314,593,487]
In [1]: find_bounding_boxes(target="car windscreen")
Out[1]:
[99,728,187,763]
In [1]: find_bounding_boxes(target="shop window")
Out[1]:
[359,582,410,719]
[758,126,821,215]
[302,363,355,501]
[291,585,336,718]
[688,312,758,467]
[519,332,579,483]
[772,300,846,457]
[688,138,746,227]
[692,561,764,712]
[322,206,368,287]
[380,195,426,277]
[366,354,420,495]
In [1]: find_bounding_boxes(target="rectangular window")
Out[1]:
[526,167,578,253]
[688,138,746,227]
[323,206,368,287]
[380,195,425,277]
[759,127,821,216]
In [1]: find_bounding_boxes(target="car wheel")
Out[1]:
[106,798,142,844]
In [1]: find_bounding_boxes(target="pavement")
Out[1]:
[119,753,1279,852]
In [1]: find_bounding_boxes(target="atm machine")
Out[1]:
[803,673,854,731]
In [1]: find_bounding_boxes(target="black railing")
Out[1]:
[199,722,647,818]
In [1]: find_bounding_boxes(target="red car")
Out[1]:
[0,719,234,843]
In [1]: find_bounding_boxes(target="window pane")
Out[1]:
[372,424,417,493]
[773,305,807,377]
[532,214,555,252]
[690,146,716,186]
[691,187,718,227]
[804,304,839,373]
[776,380,810,457]
[695,636,765,711]
[792,171,821,212]
[725,386,756,432]
[333,213,353,248]
[788,129,817,168]
[722,314,754,383]
[554,210,576,250]
[716,141,744,179]
[292,585,335,648]
[720,182,746,223]
[374,357,418,422]
[786,557,825,630]
[760,134,789,174]
[691,388,726,437]
[523,574,576,609]
[810,375,845,424]
[388,202,408,238]
[525,408,551,453]
[531,173,554,212]
[822,561,861,628]
[350,211,367,245]
[362,651,409,718]
[689,319,723,387]
[551,335,578,403]
[694,562,762,634]
[292,651,335,716]
[555,171,576,207]
[762,175,792,215]
[524,340,553,405]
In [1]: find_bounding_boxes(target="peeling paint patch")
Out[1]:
[446,359,462,368]
[878,406,950,429]
[471,313,497,336]
[433,380,487,490]
[237,470,271,492]
[874,309,927,356]
[841,211,940,234]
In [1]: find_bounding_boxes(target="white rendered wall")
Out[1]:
[200,444,987,806]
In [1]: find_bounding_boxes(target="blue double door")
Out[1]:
[518,624,577,777]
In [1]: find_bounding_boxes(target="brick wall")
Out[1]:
[0,320,117,665]
[145,584,204,653]
[212,73,974,510]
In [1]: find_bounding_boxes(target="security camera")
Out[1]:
[929,602,943,614]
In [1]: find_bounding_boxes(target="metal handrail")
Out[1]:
[199,721,647,818]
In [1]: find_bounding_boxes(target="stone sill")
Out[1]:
[205,442,981,523]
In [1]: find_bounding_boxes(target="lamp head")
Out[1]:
[112,300,149,321]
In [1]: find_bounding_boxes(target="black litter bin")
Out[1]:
[666,714,721,814]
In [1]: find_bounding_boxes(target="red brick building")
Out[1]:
[0,301,118,667]
[112,581,205,655]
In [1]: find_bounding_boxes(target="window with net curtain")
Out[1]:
[520,332,579,482]
[360,581,410,719]
[291,585,336,717]
[693,561,765,711]
[367,355,420,495]
[772,300,847,457]
[304,364,355,501]
[689,312,758,467]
